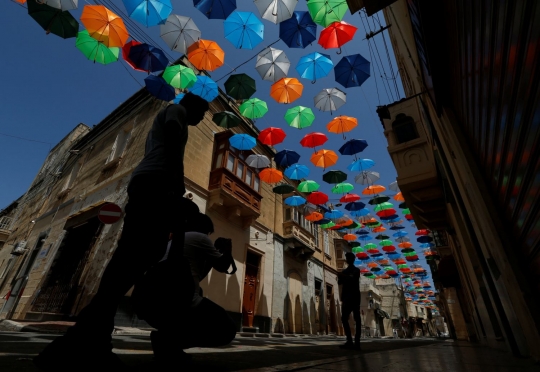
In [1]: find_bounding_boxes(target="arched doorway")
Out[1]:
[288,272,302,334]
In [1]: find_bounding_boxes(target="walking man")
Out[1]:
[338,252,361,350]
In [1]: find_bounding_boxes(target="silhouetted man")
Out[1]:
[338,252,361,350]
[34,93,210,371]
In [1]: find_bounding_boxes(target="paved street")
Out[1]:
[0,332,538,372]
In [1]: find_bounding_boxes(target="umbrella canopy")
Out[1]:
[318,21,357,50]
[345,201,366,211]
[332,182,354,194]
[284,106,315,129]
[274,149,300,167]
[189,75,219,101]
[296,52,333,83]
[279,10,317,48]
[273,184,295,194]
[193,0,236,19]
[307,0,348,27]
[394,192,405,201]
[298,180,320,192]
[300,132,328,148]
[128,43,168,72]
[270,78,303,104]
[160,15,200,54]
[224,11,264,49]
[224,73,256,100]
[347,158,375,171]
[311,149,338,169]
[325,209,344,219]
[334,53,370,88]
[339,139,368,155]
[307,191,328,204]
[43,0,77,11]
[323,170,347,184]
[260,168,283,183]
[314,88,346,113]
[389,181,400,192]
[340,193,359,202]
[254,0,297,24]
[285,195,306,206]
[258,127,286,146]
[355,171,380,185]
[122,40,144,72]
[305,212,324,222]
[212,111,241,129]
[255,47,290,82]
[368,195,390,204]
[239,98,268,119]
[284,164,310,180]
[327,116,357,135]
[80,5,129,47]
[144,75,175,101]
[76,30,119,64]
[187,39,225,71]
[229,134,256,150]
[373,202,393,211]
[173,93,185,104]
[28,0,79,39]
[162,64,197,89]
[350,208,370,217]
[123,0,172,27]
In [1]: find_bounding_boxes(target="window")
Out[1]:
[226,154,235,171]
[0,216,12,230]
[324,231,330,255]
[246,169,252,186]
[107,125,133,163]
[62,161,82,191]
[326,284,333,299]
[392,114,418,144]
[337,249,343,259]
[314,278,322,297]
[313,225,319,247]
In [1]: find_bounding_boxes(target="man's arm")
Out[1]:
[163,105,187,196]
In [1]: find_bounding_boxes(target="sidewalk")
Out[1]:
[0,319,151,335]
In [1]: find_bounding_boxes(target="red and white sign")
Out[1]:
[98,203,123,224]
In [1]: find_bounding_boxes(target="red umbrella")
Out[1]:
[318,21,357,51]
[300,132,328,148]
[376,209,396,218]
[307,191,329,204]
[340,193,360,203]
[258,127,286,146]
[415,229,431,235]
[382,245,396,252]
[122,40,145,72]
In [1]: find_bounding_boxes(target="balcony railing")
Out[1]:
[283,220,317,259]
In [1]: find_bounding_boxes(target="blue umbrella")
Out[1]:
[224,11,264,49]
[295,52,333,83]
[356,229,370,235]
[285,196,306,206]
[339,139,369,156]
[357,235,372,241]
[128,43,169,73]
[380,214,399,221]
[189,75,219,101]
[344,201,366,211]
[393,231,408,237]
[324,209,344,219]
[144,75,175,101]
[193,0,236,19]
[347,158,375,171]
[313,218,331,225]
[419,243,435,248]
[123,0,172,27]
[274,149,300,167]
[334,54,370,88]
[229,134,256,150]
[173,93,185,104]
[350,208,370,217]
[284,164,310,180]
[279,11,317,49]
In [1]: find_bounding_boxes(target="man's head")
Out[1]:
[179,92,210,126]
[185,212,214,235]
[345,252,356,266]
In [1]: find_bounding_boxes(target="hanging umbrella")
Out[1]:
[224,73,256,100]
[274,149,300,167]
[298,180,320,193]
[320,221,336,229]
[27,0,79,39]
[355,171,380,185]
[160,14,200,54]
[307,191,328,205]
[224,11,264,49]
[388,181,400,192]
[300,132,328,148]
[415,229,431,236]
[76,30,119,64]
[311,150,338,169]
[390,225,405,231]
[43,0,77,11]
[189,75,219,101]
[394,192,405,202]
[122,40,145,72]
[347,158,375,171]
[254,0,297,24]
[270,78,303,104]
[285,196,306,206]
[323,170,347,184]
[314,88,346,113]
[80,5,129,47]
[212,111,241,128]
[318,21,357,52]
[258,127,286,145]
[368,196,390,205]
[350,208,370,217]
[229,134,256,150]
[144,75,175,101]
[163,64,197,89]
[123,0,172,27]
[305,212,324,222]
[128,43,169,73]
[173,93,185,104]
[306,0,348,27]
[279,10,317,48]
[193,0,236,19]
[284,106,315,129]
[332,182,354,194]
[239,98,268,119]
[246,155,270,168]
[339,139,368,156]
[187,39,225,71]
[260,168,283,183]
[340,193,359,202]
[296,52,333,83]
[327,116,357,135]
[373,202,393,211]
[334,53,370,88]
[273,184,295,194]
[325,209,344,219]
[255,47,290,82]
[344,201,366,211]
[393,231,408,238]
[284,164,310,180]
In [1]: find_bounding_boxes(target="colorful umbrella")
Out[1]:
[229,134,256,150]
[163,64,197,89]
[128,43,169,72]
[224,11,264,49]
[144,75,175,101]
[246,154,271,168]
[350,208,370,217]
[80,5,129,47]
[300,132,328,148]
[193,0,236,19]
[239,98,268,119]
[279,10,317,48]
[254,0,297,24]
[332,182,354,194]
[307,191,328,204]
[340,193,359,202]
[373,202,393,211]
[296,52,333,83]
[284,164,310,180]
[334,54,370,88]
[274,149,300,167]
[28,0,79,39]
[76,30,119,64]
[305,212,324,222]
[345,201,366,211]
[318,21,357,52]
[320,221,336,229]
[314,88,346,113]
[187,39,225,71]
[368,195,390,204]
[322,170,347,184]
[298,180,320,192]
[355,171,380,185]
[306,0,348,27]
[258,127,286,145]
[224,73,256,100]
[260,168,283,183]
[173,93,185,104]
[325,209,344,219]
[284,106,315,129]
[270,78,303,104]
[122,40,144,72]
[310,149,338,169]
[285,196,306,206]
[189,75,219,101]
[123,0,172,27]
[43,0,77,11]
[212,111,241,128]
[160,14,200,54]
[394,192,405,201]
[255,47,290,82]
[327,116,357,135]
[389,181,400,192]
[273,184,295,194]
[347,158,375,171]
[339,139,368,156]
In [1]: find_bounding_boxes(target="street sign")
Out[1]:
[98,203,123,224]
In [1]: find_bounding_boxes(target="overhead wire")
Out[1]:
[369,13,398,101]
[375,13,401,99]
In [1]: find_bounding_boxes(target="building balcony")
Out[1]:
[0,216,13,242]
[283,220,317,260]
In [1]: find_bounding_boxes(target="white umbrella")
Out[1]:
[314,88,346,113]
[254,0,297,24]
[160,15,201,54]
[43,0,78,10]
[255,47,290,82]
[388,180,400,192]
[355,171,380,185]
[246,154,271,168]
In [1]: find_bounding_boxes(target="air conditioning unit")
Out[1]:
[12,241,28,256]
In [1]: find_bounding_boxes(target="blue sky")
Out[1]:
[0,0,432,279]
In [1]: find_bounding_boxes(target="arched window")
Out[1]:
[392,114,419,144]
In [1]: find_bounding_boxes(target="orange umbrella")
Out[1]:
[81,5,129,47]
[367,262,378,268]
[305,212,324,222]
[362,185,386,195]
[336,217,353,225]
[15,0,26,3]
[270,78,303,104]
[326,116,357,135]
[394,192,405,201]
[310,149,338,169]
[259,168,283,183]
[187,39,225,71]
[372,226,386,233]
[343,233,357,241]
[398,242,413,248]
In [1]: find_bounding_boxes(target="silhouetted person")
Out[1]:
[338,252,361,350]
[34,93,210,371]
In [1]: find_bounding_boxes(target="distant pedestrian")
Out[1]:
[338,252,361,350]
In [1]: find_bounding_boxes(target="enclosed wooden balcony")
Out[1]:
[283,220,317,260]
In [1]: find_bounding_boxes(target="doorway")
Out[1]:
[242,251,260,328]
[288,272,303,334]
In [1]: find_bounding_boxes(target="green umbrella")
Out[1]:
[379,239,393,246]
[402,208,411,214]
[284,106,315,129]
[212,111,241,129]
[76,30,119,65]
[307,0,348,27]
[323,170,347,184]
[224,73,256,100]
[331,182,354,194]
[363,243,377,250]
[28,0,79,39]
[273,184,295,194]
[320,221,336,229]
[373,202,394,212]
[162,65,197,89]
[239,98,268,119]
[343,221,360,229]
[298,180,320,192]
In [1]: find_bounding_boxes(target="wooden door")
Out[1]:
[242,252,260,327]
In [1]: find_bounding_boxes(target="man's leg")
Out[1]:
[340,303,354,348]
[352,308,361,349]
